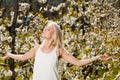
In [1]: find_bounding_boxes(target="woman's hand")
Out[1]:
[1,53,10,60]
[98,55,112,60]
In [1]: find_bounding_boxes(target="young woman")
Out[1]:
[2,21,111,80]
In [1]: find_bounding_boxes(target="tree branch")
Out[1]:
[0,63,9,67]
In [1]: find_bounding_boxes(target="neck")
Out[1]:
[42,39,54,49]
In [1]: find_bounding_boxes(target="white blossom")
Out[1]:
[38,0,47,3]
[4,70,13,77]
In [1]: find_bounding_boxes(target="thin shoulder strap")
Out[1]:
[36,45,41,53]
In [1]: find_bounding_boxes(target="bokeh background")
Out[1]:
[0,0,120,80]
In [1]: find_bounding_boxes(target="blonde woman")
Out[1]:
[2,21,111,80]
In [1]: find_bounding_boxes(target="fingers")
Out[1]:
[106,56,112,60]
[102,56,111,60]
[99,55,112,60]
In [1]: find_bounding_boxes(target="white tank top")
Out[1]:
[33,46,60,80]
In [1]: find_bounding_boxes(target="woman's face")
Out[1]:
[42,24,55,39]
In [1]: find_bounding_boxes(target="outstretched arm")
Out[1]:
[2,46,39,61]
[59,48,111,67]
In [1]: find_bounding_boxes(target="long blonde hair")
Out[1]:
[44,20,63,49]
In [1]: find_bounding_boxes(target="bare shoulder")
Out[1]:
[57,47,68,57]
[58,47,66,52]
[31,45,40,53]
